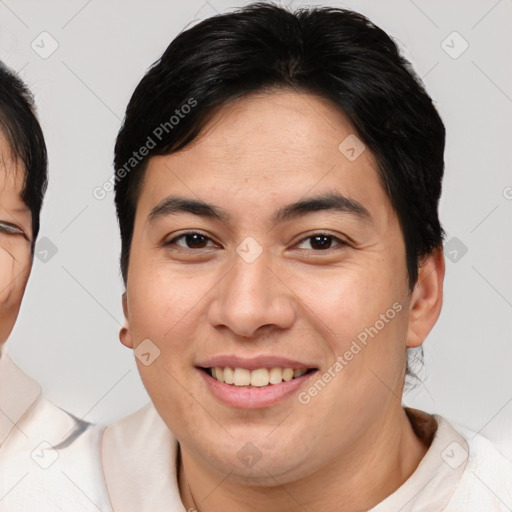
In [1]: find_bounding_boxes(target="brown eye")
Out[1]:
[296,233,347,251]
[166,232,214,249]
[310,235,333,250]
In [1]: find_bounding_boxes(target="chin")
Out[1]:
[225,454,318,487]
[194,431,317,485]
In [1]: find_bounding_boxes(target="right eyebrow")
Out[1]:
[148,195,230,223]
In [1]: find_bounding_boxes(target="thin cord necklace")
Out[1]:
[187,478,200,511]
[179,442,200,511]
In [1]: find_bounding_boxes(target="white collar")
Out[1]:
[0,349,41,445]
[102,405,468,512]
[369,409,468,511]
[102,403,185,512]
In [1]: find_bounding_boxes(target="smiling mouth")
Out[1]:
[201,366,317,388]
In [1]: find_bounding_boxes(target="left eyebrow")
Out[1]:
[148,192,372,225]
[271,192,372,225]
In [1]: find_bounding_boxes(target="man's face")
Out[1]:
[0,135,32,345]
[122,91,432,482]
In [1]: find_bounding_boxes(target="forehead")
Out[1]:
[139,90,392,222]
[0,132,26,205]
[179,90,368,171]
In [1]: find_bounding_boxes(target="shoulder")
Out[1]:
[102,403,181,512]
[103,401,167,446]
[103,401,175,473]
[444,421,512,511]
[0,396,111,512]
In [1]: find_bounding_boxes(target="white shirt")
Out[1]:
[102,403,512,511]
[0,351,111,511]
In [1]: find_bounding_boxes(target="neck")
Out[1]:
[178,407,429,512]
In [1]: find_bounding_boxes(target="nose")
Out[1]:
[208,246,296,339]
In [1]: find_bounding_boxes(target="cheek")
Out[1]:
[127,257,221,342]
[287,256,408,386]
[127,264,175,337]
[0,247,30,343]
[0,248,15,300]
[0,247,30,305]
[126,266,208,403]
[284,258,399,340]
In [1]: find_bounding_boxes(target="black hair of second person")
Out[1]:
[114,3,446,383]
[0,62,48,244]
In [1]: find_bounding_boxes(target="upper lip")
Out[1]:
[196,355,317,371]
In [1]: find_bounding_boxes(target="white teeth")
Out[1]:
[209,366,309,386]
[282,368,294,382]
[214,367,224,382]
[269,367,283,384]
[250,368,269,387]
[223,367,234,384]
[233,368,251,386]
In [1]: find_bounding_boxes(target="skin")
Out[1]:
[0,134,33,346]
[121,90,445,511]
[0,133,32,347]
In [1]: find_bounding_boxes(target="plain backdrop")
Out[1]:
[1,0,511,442]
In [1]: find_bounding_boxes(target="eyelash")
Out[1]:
[165,231,349,252]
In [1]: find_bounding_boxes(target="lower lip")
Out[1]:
[198,369,316,409]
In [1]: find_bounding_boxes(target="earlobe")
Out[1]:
[406,247,445,348]
[120,292,134,349]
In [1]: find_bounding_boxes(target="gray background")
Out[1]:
[1,0,511,444]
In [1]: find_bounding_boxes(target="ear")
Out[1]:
[119,292,134,349]
[406,247,445,348]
